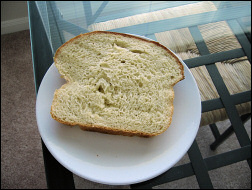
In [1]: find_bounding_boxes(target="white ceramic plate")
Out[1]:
[36,39,201,185]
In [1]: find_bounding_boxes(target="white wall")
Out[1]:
[1,1,29,35]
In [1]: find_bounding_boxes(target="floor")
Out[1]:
[1,30,251,189]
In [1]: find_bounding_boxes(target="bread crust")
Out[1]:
[51,31,183,137]
[51,110,173,138]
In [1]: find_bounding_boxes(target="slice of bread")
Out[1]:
[50,31,184,137]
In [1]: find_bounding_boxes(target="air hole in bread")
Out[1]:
[114,40,128,48]
[98,85,104,93]
[114,86,119,94]
[139,82,143,87]
[104,98,113,107]
[130,49,145,54]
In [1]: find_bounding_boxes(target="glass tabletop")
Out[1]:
[34,1,251,54]
[28,1,251,189]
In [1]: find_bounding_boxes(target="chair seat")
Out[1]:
[155,21,251,126]
[176,52,251,126]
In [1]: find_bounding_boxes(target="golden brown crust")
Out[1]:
[51,111,167,138]
[51,109,155,137]
[52,31,184,137]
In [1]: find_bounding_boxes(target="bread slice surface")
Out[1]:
[51,31,184,137]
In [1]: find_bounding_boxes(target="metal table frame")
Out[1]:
[28,1,251,189]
